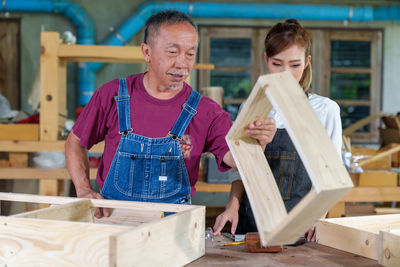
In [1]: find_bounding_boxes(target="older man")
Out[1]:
[65,10,276,218]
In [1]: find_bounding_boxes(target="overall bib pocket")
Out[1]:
[150,155,183,198]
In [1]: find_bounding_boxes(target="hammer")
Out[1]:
[224,232,283,253]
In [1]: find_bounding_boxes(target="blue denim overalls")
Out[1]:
[236,129,312,234]
[101,78,201,204]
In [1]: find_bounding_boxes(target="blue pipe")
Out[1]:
[88,1,399,74]
[4,0,96,106]
[4,1,400,106]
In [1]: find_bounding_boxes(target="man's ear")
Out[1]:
[141,43,151,63]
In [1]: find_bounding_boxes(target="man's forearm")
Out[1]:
[65,131,92,195]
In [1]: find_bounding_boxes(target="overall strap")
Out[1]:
[169,90,202,140]
[114,78,132,134]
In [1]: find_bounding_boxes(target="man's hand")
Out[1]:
[245,117,276,150]
[213,206,239,236]
[77,188,110,219]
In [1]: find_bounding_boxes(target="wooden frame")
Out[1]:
[317,214,400,266]
[0,192,205,266]
[226,72,353,246]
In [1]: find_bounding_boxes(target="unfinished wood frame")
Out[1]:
[0,192,205,266]
[317,214,400,266]
[226,72,353,246]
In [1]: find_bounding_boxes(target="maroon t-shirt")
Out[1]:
[73,73,232,196]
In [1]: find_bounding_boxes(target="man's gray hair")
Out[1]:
[144,10,198,45]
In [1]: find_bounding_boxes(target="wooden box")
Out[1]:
[317,214,400,266]
[226,72,353,246]
[0,193,205,266]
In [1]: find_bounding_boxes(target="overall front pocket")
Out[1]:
[113,152,145,197]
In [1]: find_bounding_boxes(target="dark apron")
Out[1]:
[236,129,312,234]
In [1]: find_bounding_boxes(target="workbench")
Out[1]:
[189,235,380,266]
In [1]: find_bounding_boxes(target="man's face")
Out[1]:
[142,22,198,90]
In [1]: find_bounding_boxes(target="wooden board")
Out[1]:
[226,72,353,246]
[358,172,398,187]
[0,193,205,266]
[317,214,400,261]
[0,124,39,141]
[379,229,400,266]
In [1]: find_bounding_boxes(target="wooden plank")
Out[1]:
[0,167,97,179]
[379,229,400,266]
[110,206,205,266]
[375,208,400,215]
[13,199,94,223]
[0,124,39,141]
[94,208,163,227]
[341,187,400,202]
[266,188,349,245]
[318,214,400,260]
[357,145,400,169]
[343,112,390,136]
[9,152,28,167]
[327,201,345,218]
[195,182,231,193]
[58,44,144,63]
[317,218,380,260]
[40,32,60,141]
[0,193,195,213]
[0,216,129,266]
[226,75,287,244]
[0,140,104,153]
[358,172,398,187]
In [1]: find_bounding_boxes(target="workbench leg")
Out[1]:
[327,202,345,218]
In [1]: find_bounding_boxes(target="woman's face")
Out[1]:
[264,43,311,83]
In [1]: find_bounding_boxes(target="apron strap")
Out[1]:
[169,90,202,139]
[114,78,133,134]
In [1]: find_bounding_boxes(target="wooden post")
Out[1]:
[40,32,62,199]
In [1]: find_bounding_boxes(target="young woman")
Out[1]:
[213,19,342,243]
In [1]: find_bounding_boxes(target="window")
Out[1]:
[198,27,266,120]
[311,30,382,142]
[199,26,382,142]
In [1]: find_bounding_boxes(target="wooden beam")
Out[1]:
[0,216,129,265]
[0,193,195,213]
[58,44,144,63]
[341,187,400,202]
[318,214,400,261]
[0,167,96,179]
[0,140,104,153]
[13,199,94,223]
[379,229,400,266]
[94,208,163,227]
[195,182,231,193]
[110,206,205,266]
[343,112,390,136]
[0,124,39,141]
